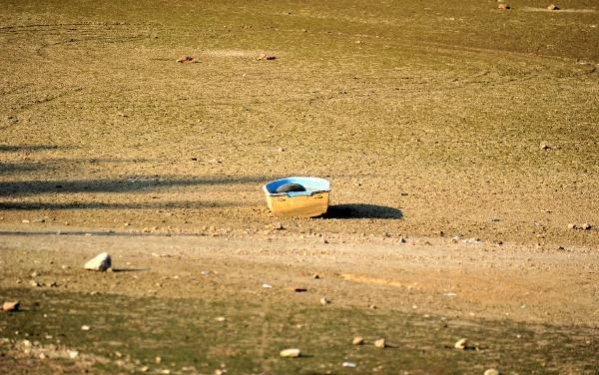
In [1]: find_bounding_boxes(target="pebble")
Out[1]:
[68,350,79,359]
[81,325,91,331]
[216,316,226,322]
[547,4,559,10]
[374,339,386,348]
[342,362,357,368]
[84,252,111,271]
[320,297,331,305]
[280,348,301,358]
[498,3,510,10]
[176,55,197,63]
[29,280,41,287]
[454,338,468,350]
[484,369,500,375]
[352,336,364,345]
[540,141,551,150]
[2,301,20,312]
[257,53,276,61]
[140,366,149,372]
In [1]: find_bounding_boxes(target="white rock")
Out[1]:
[342,362,357,368]
[352,336,364,345]
[484,369,500,375]
[68,350,79,359]
[454,338,468,350]
[280,348,301,358]
[84,252,111,271]
[374,339,386,348]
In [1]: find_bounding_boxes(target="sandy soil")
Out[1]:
[1,0,599,373]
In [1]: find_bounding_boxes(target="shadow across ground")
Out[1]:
[324,204,403,219]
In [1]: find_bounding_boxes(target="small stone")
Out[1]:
[582,223,592,230]
[454,338,468,350]
[81,325,91,331]
[280,348,301,358]
[547,4,559,10]
[84,252,111,271]
[342,362,357,368]
[257,53,276,61]
[68,350,79,359]
[176,55,197,63]
[140,366,149,373]
[498,3,510,9]
[29,280,41,287]
[312,273,321,279]
[215,317,226,322]
[352,336,364,345]
[155,356,162,364]
[484,369,500,375]
[3,301,20,312]
[540,141,551,150]
[320,297,331,305]
[374,339,386,348]
[567,223,577,230]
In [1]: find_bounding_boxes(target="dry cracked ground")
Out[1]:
[1,0,598,374]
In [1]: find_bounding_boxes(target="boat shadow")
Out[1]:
[323,204,403,219]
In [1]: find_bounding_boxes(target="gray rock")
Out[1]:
[84,252,111,271]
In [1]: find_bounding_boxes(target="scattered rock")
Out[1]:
[547,4,559,10]
[280,348,301,358]
[352,336,364,345]
[215,317,226,322]
[257,53,276,61]
[540,141,552,150]
[81,325,91,331]
[29,280,41,288]
[484,369,500,375]
[320,297,331,305]
[374,339,386,348]
[582,223,592,230]
[84,252,111,271]
[312,273,321,279]
[342,362,357,368]
[2,301,20,312]
[68,350,79,359]
[176,55,198,63]
[454,338,468,350]
[272,222,285,230]
[568,223,578,230]
[498,3,510,10]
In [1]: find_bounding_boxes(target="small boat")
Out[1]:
[263,177,331,218]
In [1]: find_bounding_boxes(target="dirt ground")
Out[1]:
[1,0,598,373]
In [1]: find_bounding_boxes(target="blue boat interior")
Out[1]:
[264,177,330,197]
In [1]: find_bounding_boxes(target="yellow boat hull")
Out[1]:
[266,191,330,218]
